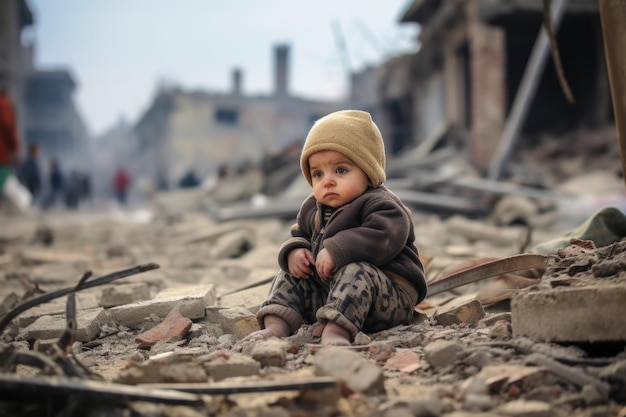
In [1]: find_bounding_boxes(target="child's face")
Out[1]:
[308,150,370,208]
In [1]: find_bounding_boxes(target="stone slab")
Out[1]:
[108,284,216,328]
[25,308,108,342]
[16,292,101,329]
[218,282,271,313]
[511,284,626,342]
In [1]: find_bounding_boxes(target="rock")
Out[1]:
[423,339,462,369]
[200,351,261,382]
[313,347,385,395]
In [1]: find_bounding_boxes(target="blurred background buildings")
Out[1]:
[0,0,615,205]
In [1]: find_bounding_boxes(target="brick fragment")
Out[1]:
[135,304,192,349]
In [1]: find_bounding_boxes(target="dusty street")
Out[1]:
[1,180,625,416]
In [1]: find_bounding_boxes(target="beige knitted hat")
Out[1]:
[300,110,386,187]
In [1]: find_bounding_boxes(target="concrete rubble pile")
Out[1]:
[1,140,626,416]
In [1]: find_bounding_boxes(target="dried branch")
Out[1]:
[0,263,160,335]
[543,0,575,103]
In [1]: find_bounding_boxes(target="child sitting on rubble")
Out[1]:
[246,109,427,346]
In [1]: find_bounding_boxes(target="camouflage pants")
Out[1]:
[255,262,415,339]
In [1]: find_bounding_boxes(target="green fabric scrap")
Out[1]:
[0,166,12,191]
[532,206,626,254]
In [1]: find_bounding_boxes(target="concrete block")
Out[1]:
[17,292,101,329]
[511,284,626,342]
[313,347,385,395]
[434,299,485,326]
[217,307,259,339]
[100,282,151,307]
[154,284,217,305]
[201,352,261,382]
[109,284,216,328]
[423,339,462,369]
[251,338,288,367]
[218,282,271,313]
[25,308,108,342]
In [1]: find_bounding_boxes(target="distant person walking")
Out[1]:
[64,170,82,209]
[42,157,64,209]
[19,142,42,203]
[79,172,92,205]
[113,167,131,205]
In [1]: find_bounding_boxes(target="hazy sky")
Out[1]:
[25,1,419,137]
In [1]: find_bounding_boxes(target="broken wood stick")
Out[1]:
[426,253,555,297]
[0,263,160,335]
[0,374,203,406]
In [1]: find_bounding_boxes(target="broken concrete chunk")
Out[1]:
[25,308,108,342]
[17,292,102,329]
[215,306,259,339]
[218,281,272,313]
[201,351,261,382]
[423,339,462,369]
[434,298,485,326]
[154,284,217,305]
[251,338,289,367]
[116,355,208,384]
[511,284,626,342]
[100,283,151,308]
[313,347,385,395]
[108,284,215,329]
[488,320,512,340]
[474,364,550,394]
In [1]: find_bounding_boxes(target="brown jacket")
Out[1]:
[278,185,427,304]
[0,93,18,166]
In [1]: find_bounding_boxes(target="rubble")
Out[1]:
[1,142,625,416]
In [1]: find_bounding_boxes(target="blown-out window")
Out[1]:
[215,108,239,125]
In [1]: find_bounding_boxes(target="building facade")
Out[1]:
[382,0,610,175]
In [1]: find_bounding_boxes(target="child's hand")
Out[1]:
[287,248,315,278]
[315,249,335,280]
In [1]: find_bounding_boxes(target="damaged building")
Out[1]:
[127,44,346,191]
[0,0,33,139]
[0,0,91,171]
[378,0,613,177]
[22,65,91,170]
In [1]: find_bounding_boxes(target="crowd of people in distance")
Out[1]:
[16,143,94,211]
